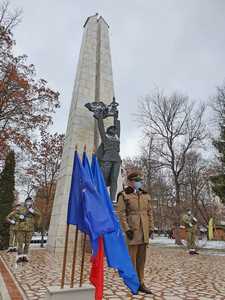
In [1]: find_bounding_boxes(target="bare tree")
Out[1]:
[123,137,160,191]
[180,151,212,226]
[137,90,206,241]
[139,136,160,193]
[138,91,206,208]
[17,171,37,197]
[16,131,64,247]
[211,83,225,126]
[0,1,22,41]
[123,153,176,233]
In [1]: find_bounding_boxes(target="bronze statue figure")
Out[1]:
[85,97,121,202]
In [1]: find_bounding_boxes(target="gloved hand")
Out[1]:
[189,223,193,228]
[126,230,134,240]
[10,220,16,225]
[19,215,25,220]
[29,207,34,214]
[192,217,197,224]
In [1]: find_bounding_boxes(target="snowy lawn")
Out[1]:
[151,235,225,250]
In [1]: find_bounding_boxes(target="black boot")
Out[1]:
[6,247,13,253]
[189,249,198,255]
[22,255,29,262]
[139,285,153,294]
[16,255,24,263]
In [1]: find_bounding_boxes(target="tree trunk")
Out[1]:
[174,178,182,245]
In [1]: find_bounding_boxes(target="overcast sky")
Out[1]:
[9,0,225,157]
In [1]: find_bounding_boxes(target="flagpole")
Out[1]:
[70,226,79,288]
[61,146,78,289]
[79,232,87,287]
[78,145,87,287]
[61,224,70,289]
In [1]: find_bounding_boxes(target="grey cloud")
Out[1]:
[9,0,225,157]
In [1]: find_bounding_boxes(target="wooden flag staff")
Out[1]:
[79,145,87,287]
[61,224,70,288]
[70,227,79,288]
[60,145,88,289]
[61,145,78,289]
[79,232,87,287]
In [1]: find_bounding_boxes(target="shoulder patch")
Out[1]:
[124,186,134,194]
[116,191,124,202]
[140,188,148,194]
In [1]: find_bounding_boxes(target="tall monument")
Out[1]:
[47,14,115,254]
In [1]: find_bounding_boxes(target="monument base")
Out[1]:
[46,284,95,300]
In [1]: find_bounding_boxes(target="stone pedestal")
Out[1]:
[46,285,95,300]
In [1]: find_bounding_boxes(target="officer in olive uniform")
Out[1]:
[117,172,154,294]
[6,203,21,252]
[6,197,41,263]
[182,209,198,255]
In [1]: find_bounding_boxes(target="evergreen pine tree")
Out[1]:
[211,85,225,204]
[0,150,15,249]
[211,129,225,203]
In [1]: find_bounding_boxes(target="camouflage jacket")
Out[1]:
[181,214,197,229]
[6,207,41,232]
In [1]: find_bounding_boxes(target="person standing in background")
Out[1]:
[7,197,41,263]
[6,202,21,252]
[182,209,198,255]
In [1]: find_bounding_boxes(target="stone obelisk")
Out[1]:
[47,14,115,254]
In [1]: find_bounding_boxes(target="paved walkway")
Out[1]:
[1,246,225,299]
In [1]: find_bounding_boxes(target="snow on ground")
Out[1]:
[151,235,225,250]
[30,235,225,252]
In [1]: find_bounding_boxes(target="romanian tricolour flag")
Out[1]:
[91,154,140,294]
[66,151,139,299]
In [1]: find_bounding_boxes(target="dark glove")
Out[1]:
[149,230,153,238]
[126,230,134,240]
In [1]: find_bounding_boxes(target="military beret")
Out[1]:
[25,196,33,202]
[127,171,143,181]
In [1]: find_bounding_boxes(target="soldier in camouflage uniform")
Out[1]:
[6,197,41,263]
[6,203,21,252]
[181,209,198,255]
[117,171,154,294]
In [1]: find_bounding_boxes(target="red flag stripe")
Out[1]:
[90,236,104,300]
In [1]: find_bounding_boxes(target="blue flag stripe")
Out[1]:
[91,154,140,294]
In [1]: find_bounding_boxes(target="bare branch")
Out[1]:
[137,89,206,208]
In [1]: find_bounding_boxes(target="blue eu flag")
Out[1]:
[91,154,140,294]
[67,151,88,233]
[67,151,115,249]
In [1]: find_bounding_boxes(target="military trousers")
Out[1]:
[128,244,147,286]
[16,231,33,255]
[187,226,196,250]
[9,227,17,248]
